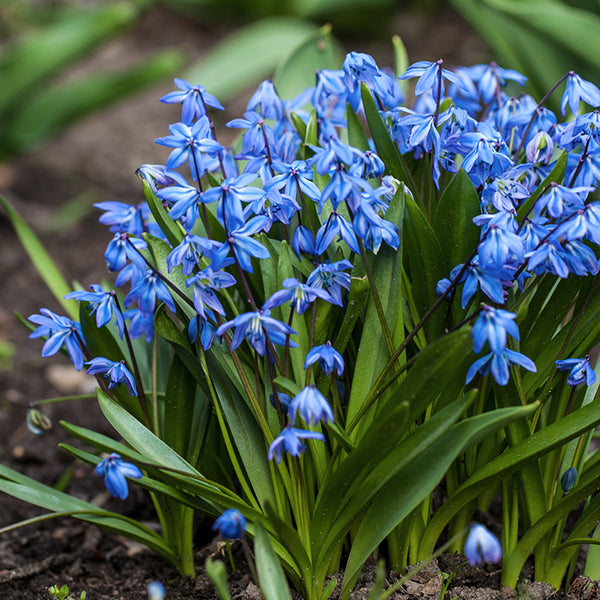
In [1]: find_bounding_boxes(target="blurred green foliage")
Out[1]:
[0,1,186,159]
[451,0,600,111]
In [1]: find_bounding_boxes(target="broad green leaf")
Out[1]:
[205,352,277,511]
[402,192,446,339]
[273,24,340,99]
[0,465,175,562]
[314,392,475,567]
[314,330,471,547]
[419,397,600,563]
[0,195,76,319]
[205,559,233,600]
[182,18,317,101]
[433,170,480,272]
[163,354,198,458]
[143,181,184,248]
[97,389,199,476]
[361,84,411,185]
[332,273,370,356]
[345,187,405,431]
[255,524,293,600]
[392,34,409,78]
[341,402,537,599]
[346,104,370,151]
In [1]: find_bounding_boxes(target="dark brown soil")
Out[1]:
[0,4,574,600]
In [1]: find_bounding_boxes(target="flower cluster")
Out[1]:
[26,52,600,520]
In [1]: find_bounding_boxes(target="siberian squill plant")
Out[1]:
[4,39,600,599]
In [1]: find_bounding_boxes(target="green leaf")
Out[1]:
[361,84,411,185]
[402,192,446,339]
[204,352,277,511]
[273,24,340,99]
[143,181,184,248]
[163,354,198,458]
[345,104,370,151]
[345,187,406,430]
[313,330,472,552]
[255,524,293,600]
[182,18,317,102]
[392,34,409,78]
[0,195,76,319]
[0,465,175,562]
[419,397,600,564]
[205,558,233,600]
[433,170,481,272]
[97,389,199,476]
[340,402,537,599]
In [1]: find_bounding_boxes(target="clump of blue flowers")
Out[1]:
[14,44,600,599]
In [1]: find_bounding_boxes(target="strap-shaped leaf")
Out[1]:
[433,170,481,272]
[345,187,406,430]
[341,402,537,599]
[255,524,293,600]
[360,83,411,184]
[0,195,77,319]
[419,397,600,563]
[403,192,446,339]
[0,465,174,561]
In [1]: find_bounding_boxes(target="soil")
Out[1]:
[0,4,579,599]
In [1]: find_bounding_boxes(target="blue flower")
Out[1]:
[246,80,284,120]
[267,425,325,463]
[86,358,137,396]
[212,508,246,540]
[464,524,502,566]
[166,234,222,276]
[315,212,360,254]
[160,78,224,124]
[304,341,344,376]
[471,306,520,354]
[28,309,85,371]
[65,285,124,338]
[306,259,353,307]
[96,453,142,500]
[399,60,464,97]
[186,267,236,319]
[289,386,334,426]
[561,72,600,116]
[466,348,536,386]
[215,309,297,356]
[155,119,223,179]
[147,581,166,600]
[263,278,331,315]
[94,201,145,236]
[291,225,317,259]
[213,215,271,273]
[556,356,596,386]
[124,270,176,317]
[561,466,577,493]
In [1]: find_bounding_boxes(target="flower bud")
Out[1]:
[561,466,577,493]
[26,408,51,435]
